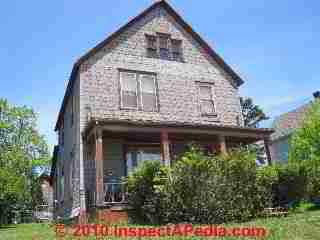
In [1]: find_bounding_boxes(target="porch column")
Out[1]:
[263,136,272,165]
[218,135,227,155]
[95,127,104,206]
[161,130,171,166]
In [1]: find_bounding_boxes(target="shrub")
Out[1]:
[163,146,272,224]
[127,160,168,224]
[128,146,313,225]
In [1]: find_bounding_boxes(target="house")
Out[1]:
[51,0,274,221]
[270,91,320,163]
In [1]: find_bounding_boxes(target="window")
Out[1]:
[146,34,157,58]
[158,34,170,60]
[171,39,182,61]
[120,72,138,109]
[199,84,216,115]
[126,146,161,175]
[120,70,158,112]
[140,74,157,111]
[145,33,183,62]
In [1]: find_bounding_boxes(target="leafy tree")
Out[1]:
[240,97,269,127]
[289,101,320,198]
[0,98,50,224]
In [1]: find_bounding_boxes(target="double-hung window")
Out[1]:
[120,71,158,112]
[199,84,216,115]
[120,72,138,109]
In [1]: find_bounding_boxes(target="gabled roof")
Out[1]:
[55,0,244,131]
[271,102,311,141]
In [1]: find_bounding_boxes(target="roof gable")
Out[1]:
[55,0,244,131]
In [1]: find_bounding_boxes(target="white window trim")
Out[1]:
[139,74,158,112]
[119,71,138,110]
[198,83,217,116]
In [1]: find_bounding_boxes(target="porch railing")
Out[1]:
[104,181,128,204]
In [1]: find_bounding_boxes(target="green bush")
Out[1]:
[128,146,273,224]
[127,160,168,224]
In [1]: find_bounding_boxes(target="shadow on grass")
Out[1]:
[306,205,320,212]
[0,225,17,230]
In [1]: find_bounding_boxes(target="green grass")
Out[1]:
[1,209,320,240]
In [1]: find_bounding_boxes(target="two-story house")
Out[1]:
[51,0,273,221]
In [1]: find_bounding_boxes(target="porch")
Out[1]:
[82,119,273,208]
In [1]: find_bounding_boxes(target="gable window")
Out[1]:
[145,33,183,62]
[171,39,182,61]
[146,34,157,58]
[120,72,138,109]
[120,70,158,112]
[198,84,216,115]
[158,34,170,60]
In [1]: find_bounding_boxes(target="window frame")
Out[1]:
[119,69,159,112]
[119,71,139,110]
[139,74,158,112]
[145,33,183,62]
[171,39,182,61]
[198,83,217,117]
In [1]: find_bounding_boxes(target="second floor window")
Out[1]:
[199,84,216,115]
[120,71,158,112]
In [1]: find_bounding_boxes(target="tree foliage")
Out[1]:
[289,101,320,199]
[0,98,50,224]
[240,97,268,127]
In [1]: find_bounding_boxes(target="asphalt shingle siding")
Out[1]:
[60,3,245,217]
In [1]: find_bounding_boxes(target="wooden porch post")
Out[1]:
[95,126,104,206]
[264,136,272,165]
[218,135,227,155]
[161,130,170,166]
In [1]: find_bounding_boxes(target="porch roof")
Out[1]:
[82,118,274,143]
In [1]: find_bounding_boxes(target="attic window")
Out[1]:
[146,34,157,57]
[158,34,170,60]
[171,39,182,61]
[145,33,183,62]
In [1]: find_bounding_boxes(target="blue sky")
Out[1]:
[0,0,319,151]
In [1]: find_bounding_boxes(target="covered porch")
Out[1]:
[82,119,273,208]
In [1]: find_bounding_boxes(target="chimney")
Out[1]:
[313,91,320,99]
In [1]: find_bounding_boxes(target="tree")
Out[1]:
[289,100,320,199]
[0,98,50,224]
[240,97,269,127]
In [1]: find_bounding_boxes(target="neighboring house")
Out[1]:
[270,91,320,163]
[51,0,273,221]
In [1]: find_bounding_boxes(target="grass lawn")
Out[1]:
[1,209,320,240]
